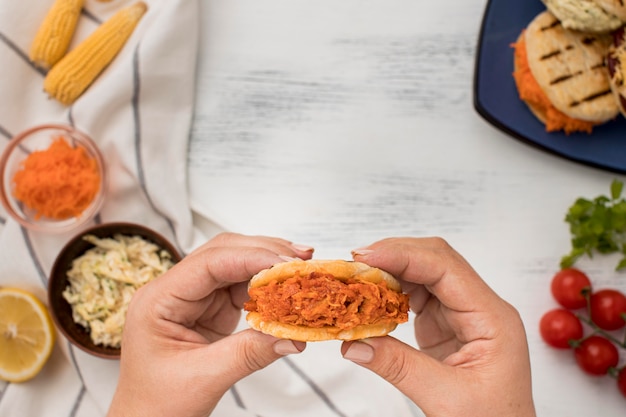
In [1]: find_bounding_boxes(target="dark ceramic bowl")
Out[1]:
[48,222,182,359]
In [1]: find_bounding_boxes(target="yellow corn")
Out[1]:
[43,1,148,106]
[29,0,85,70]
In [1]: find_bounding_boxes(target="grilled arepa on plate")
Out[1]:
[525,10,618,123]
[607,27,626,117]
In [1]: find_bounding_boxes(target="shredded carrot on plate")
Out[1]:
[12,136,101,220]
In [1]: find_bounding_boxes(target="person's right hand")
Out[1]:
[342,237,536,417]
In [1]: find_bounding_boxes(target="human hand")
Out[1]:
[107,233,314,417]
[342,237,536,417]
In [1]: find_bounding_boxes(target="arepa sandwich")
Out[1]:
[244,259,410,342]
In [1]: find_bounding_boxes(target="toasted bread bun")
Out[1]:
[524,10,618,123]
[245,259,408,341]
[245,314,401,342]
[248,259,402,290]
[607,27,626,117]
[542,0,623,33]
[594,0,626,22]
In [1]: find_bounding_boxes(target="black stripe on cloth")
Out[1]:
[0,124,14,221]
[67,342,86,385]
[281,357,348,417]
[130,45,183,254]
[0,124,11,139]
[0,381,6,407]
[81,8,103,25]
[0,125,30,154]
[0,125,10,224]
[229,386,263,417]
[68,107,75,128]
[65,342,89,417]
[69,385,86,417]
[229,385,245,409]
[19,226,47,286]
[0,31,47,77]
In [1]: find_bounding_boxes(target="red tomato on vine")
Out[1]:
[551,268,592,309]
[574,336,619,376]
[539,309,583,349]
[590,289,626,331]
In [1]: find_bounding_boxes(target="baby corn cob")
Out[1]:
[29,0,85,70]
[43,1,148,105]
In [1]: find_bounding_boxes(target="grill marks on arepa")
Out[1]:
[607,28,626,116]
[525,11,618,122]
[544,36,612,108]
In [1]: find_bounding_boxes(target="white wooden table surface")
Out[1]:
[188,0,626,415]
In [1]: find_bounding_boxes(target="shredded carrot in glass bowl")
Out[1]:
[13,137,101,220]
[0,124,106,233]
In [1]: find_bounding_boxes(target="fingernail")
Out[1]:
[291,243,314,252]
[343,341,374,363]
[278,255,300,262]
[351,248,374,257]
[273,339,305,356]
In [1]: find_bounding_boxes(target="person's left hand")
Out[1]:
[107,233,314,417]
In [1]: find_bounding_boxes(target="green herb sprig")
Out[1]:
[561,179,626,271]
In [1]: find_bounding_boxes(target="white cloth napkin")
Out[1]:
[0,1,422,416]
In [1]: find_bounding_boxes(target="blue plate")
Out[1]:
[473,0,626,174]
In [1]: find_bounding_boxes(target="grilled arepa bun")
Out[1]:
[594,0,626,23]
[541,0,623,33]
[525,11,617,123]
[244,259,409,342]
[607,27,626,117]
[513,32,599,133]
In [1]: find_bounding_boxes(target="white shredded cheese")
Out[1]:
[62,234,175,348]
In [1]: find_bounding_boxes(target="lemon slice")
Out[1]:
[0,287,55,382]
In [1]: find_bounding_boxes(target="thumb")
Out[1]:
[341,336,451,406]
[207,329,305,389]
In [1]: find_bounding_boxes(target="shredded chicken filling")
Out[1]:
[245,272,410,329]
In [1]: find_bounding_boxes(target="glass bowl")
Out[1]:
[0,124,106,233]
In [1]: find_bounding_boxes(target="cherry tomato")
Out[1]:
[551,268,592,309]
[539,309,583,349]
[618,368,626,398]
[574,335,619,376]
[590,289,626,331]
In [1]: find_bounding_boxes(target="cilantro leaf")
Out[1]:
[561,179,626,271]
